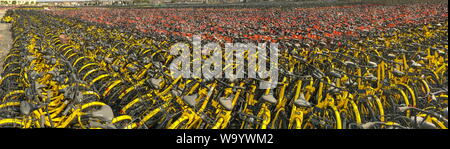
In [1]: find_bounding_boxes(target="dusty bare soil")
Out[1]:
[0,10,12,75]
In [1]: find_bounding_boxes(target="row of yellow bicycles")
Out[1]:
[0,9,447,129]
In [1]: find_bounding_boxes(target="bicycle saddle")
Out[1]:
[111,65,120,72]
[368,61,378,68]
[319,41,327,47]
[104,57,114,64]
[261,94,277,104]
[344,78,358,86]
[29,71,41,80]
[20,101,34,115]
[329,70,342,78]
[182,94,198,107]
[127,65,138,73]
[171,89,182,97]
[360,122,378,129]
[418,51,427,57]
[392,69,405,77]
[89,121,117,129]
[410,116,437,129]
[90,105,114,122]
[419,56,428,61]
[410,60,422,68]
[74,92,84,103]
[365,73,377,81]
[396,49,408,53]
[219,96,234,111]
[149,78,163,89]
[430,47,438,51]
[152,62,163,69]
[344,61,357,68]
[327,83,340,93]
[294,93,312,107]
[386,53,396,59]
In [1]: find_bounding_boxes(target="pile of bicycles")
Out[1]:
[0,6,447,129]
[46,3,448,44]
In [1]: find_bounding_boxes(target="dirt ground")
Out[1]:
[0,10,12,75]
